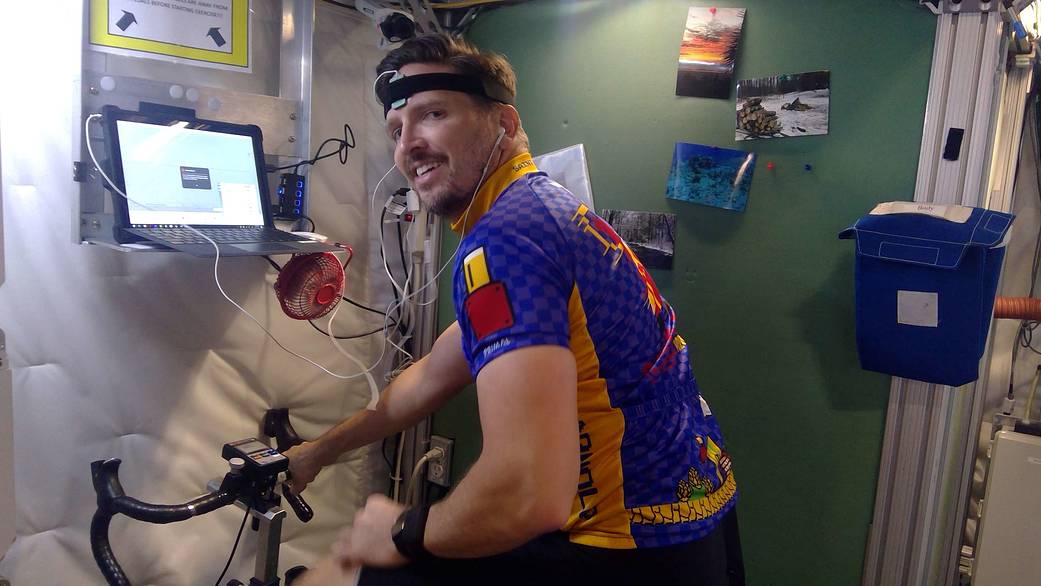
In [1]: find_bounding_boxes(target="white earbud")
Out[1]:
[490,126,506,153]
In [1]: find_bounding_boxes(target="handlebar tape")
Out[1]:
[90,459,243,585]
[90,506,130,586]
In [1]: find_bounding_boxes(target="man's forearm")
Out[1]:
[286,324,471,492]
[311,360,452,466]
[307,395,397,467]
[419,345,579,559]
[422,456,568,558]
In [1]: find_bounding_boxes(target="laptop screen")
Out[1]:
[115,119,266,227]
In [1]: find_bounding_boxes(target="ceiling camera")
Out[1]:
[355,0,417,48]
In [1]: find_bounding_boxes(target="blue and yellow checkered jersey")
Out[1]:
[452,153,736,549]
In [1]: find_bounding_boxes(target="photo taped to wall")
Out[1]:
[736,70,831,140]
[675,7,747,99]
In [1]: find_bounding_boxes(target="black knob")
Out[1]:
[282,482,314,523]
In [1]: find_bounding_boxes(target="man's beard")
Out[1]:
[409,127,497,219]
[424,184,472,218]
[416,162,485,219]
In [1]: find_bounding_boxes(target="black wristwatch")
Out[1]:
[391,505,433,561]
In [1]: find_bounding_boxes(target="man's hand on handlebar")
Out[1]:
[284,441,324,494]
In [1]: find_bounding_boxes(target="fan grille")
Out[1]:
[274,252,345,320]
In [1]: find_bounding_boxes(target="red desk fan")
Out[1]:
[274,252,346,320]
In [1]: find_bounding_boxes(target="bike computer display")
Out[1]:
[222,438,288,475]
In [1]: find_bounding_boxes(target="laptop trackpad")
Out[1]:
[230,243,295,253]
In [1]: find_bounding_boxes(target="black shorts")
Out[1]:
[358,507,744,586]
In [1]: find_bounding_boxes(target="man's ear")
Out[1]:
[497,105,521,139]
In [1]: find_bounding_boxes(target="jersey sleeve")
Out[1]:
[454,191,574,377]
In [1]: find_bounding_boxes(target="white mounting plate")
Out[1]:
[75,0,317,249]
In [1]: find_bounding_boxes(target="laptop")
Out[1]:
[101,104,340,257]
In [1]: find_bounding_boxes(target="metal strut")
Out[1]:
[862,4,1035,585]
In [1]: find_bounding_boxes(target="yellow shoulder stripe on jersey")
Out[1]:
[463,247,490,293]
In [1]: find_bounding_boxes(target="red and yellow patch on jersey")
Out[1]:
[462,247,514,341]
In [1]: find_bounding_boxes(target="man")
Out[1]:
[290,33,741,585]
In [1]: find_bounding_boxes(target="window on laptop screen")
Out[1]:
[116,120,266,227]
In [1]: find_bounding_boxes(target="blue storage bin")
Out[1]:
[839,202,1014,386]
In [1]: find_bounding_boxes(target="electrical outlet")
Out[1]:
[427,435,454,487]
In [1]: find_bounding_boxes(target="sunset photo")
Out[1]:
[676,7,746,99]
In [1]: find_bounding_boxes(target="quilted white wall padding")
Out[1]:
[0,113,12,565]
[0,3,399,584]
[0,351,11,562]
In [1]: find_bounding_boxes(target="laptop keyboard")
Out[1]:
[135,226,303,245]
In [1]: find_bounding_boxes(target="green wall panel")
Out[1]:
[432,1,936,584]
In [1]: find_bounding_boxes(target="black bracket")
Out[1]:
[73,161,92,183]
[943,128,965,161]
[139,101,197,120]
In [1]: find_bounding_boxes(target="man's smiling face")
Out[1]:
[385,63,500,219]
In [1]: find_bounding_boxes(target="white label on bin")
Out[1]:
[897,290,939,327]
[870,202,973,223]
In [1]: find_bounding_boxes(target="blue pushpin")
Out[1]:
[804,163,813,171]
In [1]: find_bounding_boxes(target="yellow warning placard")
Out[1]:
[89,0,250,70]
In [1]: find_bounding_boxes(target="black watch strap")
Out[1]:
[392,505,433,561]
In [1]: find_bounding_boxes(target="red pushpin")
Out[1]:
[709,7,717,15]
[766,161,775,170]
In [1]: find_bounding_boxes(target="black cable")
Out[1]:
[213,506,251,586]
[310,124,356,168]
[267,123,356,174]
[261,243,401,339]
[381,436,396,471]
[299,215,317,233]
[295,240,401,339]
[264,255,283,272]
[1019,321,1041,355]
[308,319,395,340]
[342,297,390,317]
[264,255,391,318]
[397,217,410,286]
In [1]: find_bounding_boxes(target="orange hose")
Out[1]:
[994,297,1041,320]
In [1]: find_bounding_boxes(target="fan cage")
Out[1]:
[274,252,346,320]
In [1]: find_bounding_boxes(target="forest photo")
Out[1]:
[600,210,677,270]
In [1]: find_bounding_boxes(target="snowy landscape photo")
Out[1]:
[675,7,746,99]
[665,142,756,212]
[735,70,830,140]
